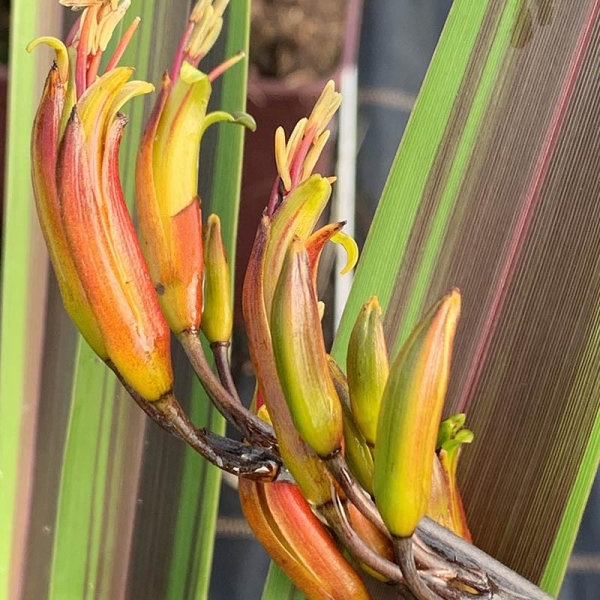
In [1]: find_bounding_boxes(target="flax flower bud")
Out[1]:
[136,1,254,334]
[243,218,334,506]
[327,356,375,495]
[270,239,343,458]
[30,63,106,358]
[201,214,233,343]
[29,1,174,400]
[373,290,461,538]
[239,479,370,600]
[57,68,173,401]
[347,296,389,448]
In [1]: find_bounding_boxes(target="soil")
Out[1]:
[250,0,348,82]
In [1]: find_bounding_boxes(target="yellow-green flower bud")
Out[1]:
[270,238,343,458]
[374,290,461,538]
[201,214,233,343]
[347,296,389,447]
[327,356,374,494]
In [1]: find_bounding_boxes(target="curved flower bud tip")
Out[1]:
[27,37,69,82]
[374,290,461,539]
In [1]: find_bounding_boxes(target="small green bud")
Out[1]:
[347,296,389,447]
[201,214,233,343]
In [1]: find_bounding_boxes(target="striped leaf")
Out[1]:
[0,3,62,600]
[333,0,600,595]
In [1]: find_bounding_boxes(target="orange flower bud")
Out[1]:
[57,70,173,401]
[31,64,106,358]
[239,479,371,600]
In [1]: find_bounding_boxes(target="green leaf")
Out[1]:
[48,345,117,600]
[335,0,600,595]
[164,3,251,600]
[0,2,62,598]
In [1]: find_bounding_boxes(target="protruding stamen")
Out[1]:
[274,118,307,193]
[185,0,230,65]
[94,0,131,53]
[286,118,308,162]
[208,50,244,82]
[307,80,342,137]
[105,16,140,72]
[302,130,330,182]
[75,5,97,97]
[271,82,341,197]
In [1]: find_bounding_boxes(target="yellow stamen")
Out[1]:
[190,0,211,22]
[27,36,70,82]
[274,127,292,191]
[186,0,230,60]
[286,117,308,166]
[95,0,131,52]
[306,80,342,138]
[197,19,224,58]
[69,1,131,54]
[213,0,229,17]
[301,130,330,183]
